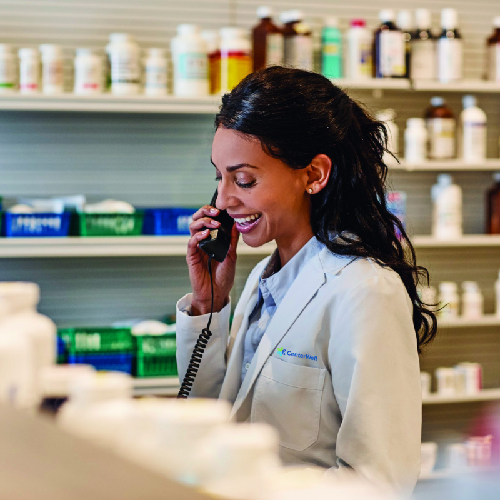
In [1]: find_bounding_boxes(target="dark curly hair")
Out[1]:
[215,66,437,353]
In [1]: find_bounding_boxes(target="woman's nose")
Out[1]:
[215,181,237,211]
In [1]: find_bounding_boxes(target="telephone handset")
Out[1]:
[177,189,234,398]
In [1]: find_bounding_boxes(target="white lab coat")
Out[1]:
[176,246,421,493]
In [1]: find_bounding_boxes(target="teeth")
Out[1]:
[234,214,260,224]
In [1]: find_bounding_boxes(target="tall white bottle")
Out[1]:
[460,95,487,163]
[437,9,463,83]
[432,174,462,239]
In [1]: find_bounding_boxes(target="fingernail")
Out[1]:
[213,221,220,226]
[210,208,218,214]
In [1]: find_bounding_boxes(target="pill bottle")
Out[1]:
[437,8,463,83]
[455,363,482,394]
[201,30,221,94]
[321,16,342,79]
[220,27,252,92]
[486,173,500,234]
[252,7,283,71]
[282,10,313,71]
[345,19,372,80]
[74,48,102,95]
[18,48,40,94]
[0,44,16,92]
[397,10,412,79]
[107,33,140,95]
[171,24,209,97]
[460,95,487,162]
[143,48,167,96]
[461,281,483,319]
[438,281,459,319]
[435,367,457,396]
[374,9,405,78]
[432,174,462,240]
[411,9,436,80]
[39,44,64,94]
[486,17,500,82]
[405,118,427,163]
[425,97,456,160]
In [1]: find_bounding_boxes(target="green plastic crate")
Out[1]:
[59,327,134,354]
[77,212,144,237]
[135,333,178,378]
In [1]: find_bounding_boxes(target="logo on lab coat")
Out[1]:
[276,347,317,361]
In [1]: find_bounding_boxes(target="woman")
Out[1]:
[176,67,437,492]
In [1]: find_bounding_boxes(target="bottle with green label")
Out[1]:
[321,17,342,79]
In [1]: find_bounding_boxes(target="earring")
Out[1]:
[308,188,313,194]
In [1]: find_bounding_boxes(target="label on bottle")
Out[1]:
[488,44,500,82]
[322,40,342,79]
[220,51,252,91]
[20,60,38,91]
[411,40,436,80]
[427,118,455,159]
[463,121,486,161]
[111,53,140,84]
[284,35,313,70]
[208,52,221,94]
[75,60,101,92]
[177,52,207,81]
[43,60,63,89]
[379,31,405,77]
[266,33,284,66]
[438,38,462,82]
[435,189,462,239]
[0,59,15,88]
[357,41,373,78]
[145,64,167,90]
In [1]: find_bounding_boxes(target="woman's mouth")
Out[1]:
[232,213,262,234]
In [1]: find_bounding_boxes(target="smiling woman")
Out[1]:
[176,66,437,494]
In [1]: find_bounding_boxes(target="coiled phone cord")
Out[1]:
[177,255,214,399]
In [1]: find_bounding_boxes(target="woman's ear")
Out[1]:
[305,154,332,195]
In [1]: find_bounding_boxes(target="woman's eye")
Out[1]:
[236,180,256,189]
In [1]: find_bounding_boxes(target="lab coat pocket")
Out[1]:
[251,356,326,451]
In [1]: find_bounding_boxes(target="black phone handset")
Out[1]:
[177,190,234,399]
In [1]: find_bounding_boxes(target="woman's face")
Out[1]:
[211,127,314,253]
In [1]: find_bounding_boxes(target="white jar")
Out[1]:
[107,33,140,95]
[345,19,372,80]
[74,48,102,95]
[18,48,39,94]
[39,44,64,94]
[455,362,482,395]
[435,367,457,396]
[171,24,209,97]
[143,48,167,96]
[411,9,436,81]
[460,95,487,163]
[405,118,427,163]
[432,174,462,240]
[438,281,459,319]
[0,44,16,93]
[461,281,483,319]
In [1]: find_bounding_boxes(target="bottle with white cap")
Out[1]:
[107,33,140,95]
[74,49,102,95]
[460,95,487,162]
[219,27,252,92]
[345,19,372,80]
[461,281,483,319]
[405,118,427,163]
[143,48,167,96]
[437,8,463,83]
[171,24,209,97]
[201,30,221,94]
[0,44,16,93]
[397,10,412,79]
[282,10,313,71]
[432,174,462,240]
[438,282,459,319]
[374,9,405,78]
[411,9,436,80]
[487,17,500,82]
[321,16,342,79]
[18,48,40,94]
[39,44,64,94]
[252,7,284,71]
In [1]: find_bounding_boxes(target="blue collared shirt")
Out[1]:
[241,236,323,382]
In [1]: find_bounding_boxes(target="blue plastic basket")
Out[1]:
[142,208,197,235]
[4,212,71,237]
[67,353,133,374]
[56,336,67,364]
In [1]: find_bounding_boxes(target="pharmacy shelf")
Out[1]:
[439,315,500,329]
[0,236,276,258]
[133,377,180,397]
[422,388,500,405]
[0,93,222,114]
[390,159,500,172]
[332,78,410,90]
[412,80,500,93]
[412,235,500,247]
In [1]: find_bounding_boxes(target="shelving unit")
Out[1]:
[412,235,500,247]
[133,377,180,397]
[412,80,500,93]
[439,316,500,328]
[390,159,500,172]
[422,388,500,405]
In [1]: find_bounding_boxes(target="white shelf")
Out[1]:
[133,377,179,396]
[0,236,276,258]
[390,159,500,172]
[422,388,500,405]
[332,78,410,90]
[0,93,222,114]
[439,315,500,329]
[413,235,500,247]
[413,80,500,93]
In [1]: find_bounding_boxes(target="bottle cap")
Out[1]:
[437,173,453,185]
[257,6,273,19]
[407,117,425,128]
[324,16,338,28]
[18,47,39,59]
[397,10,412,31]
[177,24,201,36]
[201,30,220,53]
[219,27,248,39]
[441,8,458,30]
[350,19,366,28]
[0,44,12,55]
[462,281,479,292]
[415,9,431,30]
[494,17,500,29]
[462,95,476,109]
[39,44,63,58]
[279,11,291,23]
[439,281,457,293]
[75,48,95,57]
[430,96,445,107]
[0,282,40,311]
[108,33,136,44]
[145,48,166,58]
[379,9,395,23]
[287,9,303,23]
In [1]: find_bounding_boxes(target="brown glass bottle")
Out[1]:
[282,10,313,71]
[425,97,456,159]
[252,7,284,71]
[487,173,500,234]
[486,18,500,81]
[373,9,405,78]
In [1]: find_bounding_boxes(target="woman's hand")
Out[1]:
[186,205,239,315]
